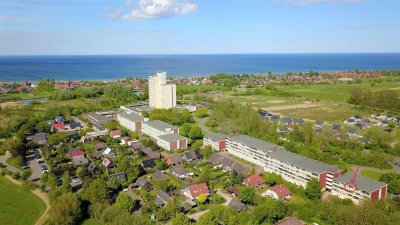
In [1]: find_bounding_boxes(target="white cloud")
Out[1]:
[118,0,197,21]
[275,0,361,6]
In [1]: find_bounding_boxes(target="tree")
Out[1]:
[251,199,288,224]
[200,145,213,158]
[0,138,24,157]
[180,123,192,137]
[114,192,136,213]
[156,159,167,170]
[195,107,209,118]
[60,171,71,193]
[21,170,31,181]
[156,198,181,222]
[197,193,207,204]
[47,173,58,188]
[47,193,81,225]
[75,166,87,179]
[47,132,68,145]
[171,213,191,225]
[239,187,255,204]
[81,179,110,203]
[188,126,203,139]
[305,178,322,200]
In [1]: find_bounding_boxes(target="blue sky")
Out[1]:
[0,0,399,55]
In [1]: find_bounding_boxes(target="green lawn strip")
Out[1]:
[81,218,103,225]
[0,176,46,225]
[360,170,385,180]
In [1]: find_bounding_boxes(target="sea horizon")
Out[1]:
[0,53,399,82]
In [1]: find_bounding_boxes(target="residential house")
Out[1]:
[153,170,167,181]
[130,141,144,151]
[88,162,100,173]
[228,188,240,197]
[69,122,81,130]
[172,166,193,179]
[51,123,65,132]
[141,147,160,160]
[209,152,223,166]
[107,172,127,182]
[72,155,89,167]
[243,174,265,187]
[182,183,210,199]
[33,132,47,145]
[275,217,306,225]
[161,152,182,166]
[281,117,292,125]
[344,118,357,125]
[103,147,116,157]
[228,198,247,212]
[129,176,153,191]
[67,147,84,158]
[203,133,226,151]
[180,199,197,212]
[110,130,121,139]
[294,118,304,125]
[262,184,292,200]
[101,158,113,168]
[314,120,324,128]
[141,159,156,170]
[182,150,202,162]
[155,190,170,206]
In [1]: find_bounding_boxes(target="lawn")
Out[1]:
[0,176,46,225]
[81,218,103,225]
[360,170,385,180]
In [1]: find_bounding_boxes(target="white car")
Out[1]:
[37,158,44,163]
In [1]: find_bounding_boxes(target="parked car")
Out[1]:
[37,158,44,163]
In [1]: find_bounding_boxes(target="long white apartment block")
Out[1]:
[225,134,387,203]
[117,111,145,132]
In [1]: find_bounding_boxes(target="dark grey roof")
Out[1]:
[232,163,249,175]
[156,190,170,203]
[143,120,177,131]
[335,173,386,193]
[158,133,186,142]
[209,152,223,164]
[118,112,144,122]
[172,166,189,176]
[141,159,156,168]
[33,132,47,142]
[88,162,98,172]
[204,133,226,142]
[227,135,282,153]
[153,170,167,180]
[85,113,111,124]
[72,155,89,166]
[228,198,246,212]
[107,172,127,181]
[268,150,334,174]
[183,150,202,161]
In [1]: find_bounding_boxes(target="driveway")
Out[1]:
[187,209,209,221]
[197,116,213,135]
[216,189,232,206]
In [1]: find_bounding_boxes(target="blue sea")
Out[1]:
[0,53,399,82]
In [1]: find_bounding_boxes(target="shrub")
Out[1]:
[12,172,21,180]
[22,181,37,191]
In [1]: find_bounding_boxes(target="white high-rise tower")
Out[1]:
[149,71,176,109]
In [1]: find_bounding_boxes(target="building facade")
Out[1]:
[157,133,188,151]
[142,120,179,139]
[149,71,176,109]
[117,111,144,132]
[331,172,387,204]
[225,134,386,203]
[203,133,226,151]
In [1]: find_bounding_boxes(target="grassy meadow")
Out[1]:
[0,176,46,225]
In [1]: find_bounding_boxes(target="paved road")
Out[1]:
[197,116,213,135]
[0,151,21,173]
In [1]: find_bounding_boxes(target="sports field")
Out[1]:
[0,176,46,225]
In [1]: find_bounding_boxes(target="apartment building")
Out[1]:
[157,133,187,151]
[149,71,176,109]
[117,111,144,132]
[225,134,386,203]
[226,135,341,190]
[142,120,179,139]
[203,133,226,151]
[331,172,387,204]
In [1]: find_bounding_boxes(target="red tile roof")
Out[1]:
[110,130,121,136]
[269,184,291,198]
[243,174,264,187]
[68,150,84,157]
[52,123,65,129]
[189,183,209,198]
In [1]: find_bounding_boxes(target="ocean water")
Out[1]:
[0,53,399,82]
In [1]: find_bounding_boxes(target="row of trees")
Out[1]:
[348,87,400,111]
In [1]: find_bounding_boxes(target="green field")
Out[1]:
[81,218,103,225]
[360,170,385,180]
[0,176,46,225]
